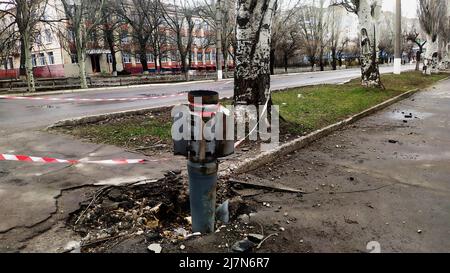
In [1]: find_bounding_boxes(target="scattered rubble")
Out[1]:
[247,234,265,243]
[148,243,162,253]
[231,239,255,253]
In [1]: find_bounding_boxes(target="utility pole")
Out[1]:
[214,0,223,80]
[394,0,402,74]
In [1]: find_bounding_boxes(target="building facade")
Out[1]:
[0,0,229,80]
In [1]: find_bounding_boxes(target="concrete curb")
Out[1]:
[225,88,421,175]
[5,79,216,98]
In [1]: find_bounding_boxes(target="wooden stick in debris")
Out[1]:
[228,179,305,194]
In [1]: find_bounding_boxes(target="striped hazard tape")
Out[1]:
[0,93,185,102]
[0,154,155,165]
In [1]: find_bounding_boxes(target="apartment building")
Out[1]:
[0,0,227,79]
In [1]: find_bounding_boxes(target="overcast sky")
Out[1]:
[382,0,418,18]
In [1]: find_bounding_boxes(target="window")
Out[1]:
[45,29,52,43]
[31,54,37,67]
[120,32,129,44]
[147,53,154,63]
[68,29,75,42]
[70,54,78,64]
[135,54,140,62]
[48,52,54,65]
[205,52,211,61]
[7,57,13,69]
[38,53,46,66]
[107,53,113,64]
[36,33,42,45]
[122,53,131,63]
[197,52,203,62]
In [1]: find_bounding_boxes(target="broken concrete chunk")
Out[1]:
[147,243,162,253]
[247,233,265,243]
[238,214,250,224]
[64,241,81,253]
[231,239,255,253]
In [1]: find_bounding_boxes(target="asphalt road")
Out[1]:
[0,64,415,131]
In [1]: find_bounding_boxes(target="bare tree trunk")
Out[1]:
[223,49,229,79]
[75,26,88,89]
[19,37,27,79]
[424,34,439,75]
[234,0,277,106]
[331,48,337,70]
[415,50,421,71]
[139,42,149,73]
[358,0,382,88]
[284,53,288,73]
[270,48,275,75]
[22,34,36,92]
[319,48,325,71]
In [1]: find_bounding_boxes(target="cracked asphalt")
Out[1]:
[0,65,418,252]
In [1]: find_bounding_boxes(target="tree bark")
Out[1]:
[415,50,422,71]
[234,0,277,107]
[22,33,36,92]
[283,53,288,73]
[424,34,439,75]
[319,48,324,71]
[331,48,337,70]
[139,41,149,73]
[105,29,117,74]
[358,0,382,88]
[19,37,26,78]
[270,48,275,75]
[75,25,88,89]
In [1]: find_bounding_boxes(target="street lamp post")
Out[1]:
[394,0,402,74]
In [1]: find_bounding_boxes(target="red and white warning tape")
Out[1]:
[0,154,152,165]
[0,93,185,102]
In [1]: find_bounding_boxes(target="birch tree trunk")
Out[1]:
[423,34,439,75]
[358,0,382,88]
[234,0,277,106]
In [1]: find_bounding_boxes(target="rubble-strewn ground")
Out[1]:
[59,80,450,253]
[43,74,450,253]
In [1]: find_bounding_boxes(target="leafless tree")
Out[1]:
[115,0,161,74]
[405,28,426,71]
[297,0,327,71]
[327,5,345,70]
[98,0,126,76]
[234,0,278,107]
[332,0,383,88]
[270,0,303,74]
[55,0,105,89]
[160,0,197,81]
[378,12,394,64]
[197,0,236,78]
[0,0,51,91]
[418,0,447,74]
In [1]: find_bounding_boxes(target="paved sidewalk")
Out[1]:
[224,79,450,253]
[0,129,184,251]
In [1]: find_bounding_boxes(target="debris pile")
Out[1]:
[68,172,242,252]
[70,171,190,250]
